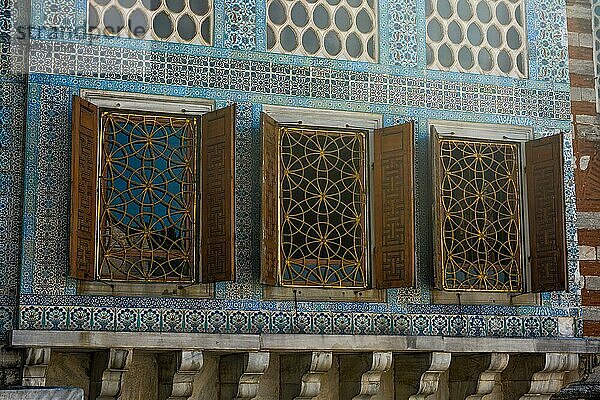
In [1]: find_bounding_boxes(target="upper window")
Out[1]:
[431,122,567,293]
[87,0,213,45]
[261,107,414,289]
[70,92,235,284]
[426,0,527,78]
[266,0,378,62]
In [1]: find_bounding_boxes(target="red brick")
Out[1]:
[578,230,600,247]
[569,45,594,61]
[580,261,600,276]
[584,320,600,337]
[582,289,600,306]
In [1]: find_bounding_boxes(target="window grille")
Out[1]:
[426,0,527,78]
[436,137,522,292]
[279,126,368,287]
[88,0,213,45]
[266,0,378,62]
[98,110,198,282]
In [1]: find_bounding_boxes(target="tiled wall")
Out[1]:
[0,0,584,340]
[0,0,29,341]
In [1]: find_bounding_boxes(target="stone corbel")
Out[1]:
[352,351,393,400]
[294,352,333,400]
[519,353,579,400]
[234,352,271,400]
[22,347,51,387]
[409,352,452,400]
[466,353,510,400]
[91,348,133,400]
[159,350,204,400]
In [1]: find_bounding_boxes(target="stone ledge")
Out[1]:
[9,331,600,354]
[0,387,83,400]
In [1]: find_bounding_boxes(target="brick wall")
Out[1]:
[568,0,600,337]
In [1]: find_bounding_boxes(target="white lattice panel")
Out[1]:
[267,0,378,62]
[426,0,527,78]
[88,0,213,45]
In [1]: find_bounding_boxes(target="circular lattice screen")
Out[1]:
[426,0,527,78]
[267,0,378,62]
[88,0,212,45]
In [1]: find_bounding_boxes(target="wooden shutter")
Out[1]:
[261,112,279,285]
[373,121,415,288]
[201,104,236,283]
[70,95,98,280]
[526,133,567,292]
[430,126,443,289]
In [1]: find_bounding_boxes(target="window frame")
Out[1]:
[75,90,216,293]
[262,105,383,291]
[430,120,534,293]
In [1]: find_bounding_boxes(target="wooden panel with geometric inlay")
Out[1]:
[261,112,279,285]
[201,105,236,283]
[373,122,415,288]
[526,133,567,292]
[70,95,99,280]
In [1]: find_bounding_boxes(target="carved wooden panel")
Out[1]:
[201,104,235,283]
[526,133,567,292]
[70,95,98,280]
[373,122,415,288]
[574,139,600,211]
[261,113,279,285]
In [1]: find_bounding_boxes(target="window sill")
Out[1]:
[263,286,387,303]
[78,281,213,298]
[431,290,540,306]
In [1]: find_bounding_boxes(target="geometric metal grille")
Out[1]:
[438,138,522,292]
[98,111,198,282]
[280,126,367,288]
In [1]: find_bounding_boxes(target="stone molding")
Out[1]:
[11,331,600,354]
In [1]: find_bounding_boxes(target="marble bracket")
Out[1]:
[90,348,133,400]
[466,353,510,400]
[234,352,271,400]
[519,353,579,400]
[352,351,393,400]
[409,352,452,400]
[159,350,204,400]
[22,347,51,387]
[294,351,333,400]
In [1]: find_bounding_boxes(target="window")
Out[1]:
[98,110,197,281]
[431,122,567,293]
[261,106,414,289]
[426,0,527,78]
[87,0,213,45]
[266,0,378,62]
[70,92,235,283]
